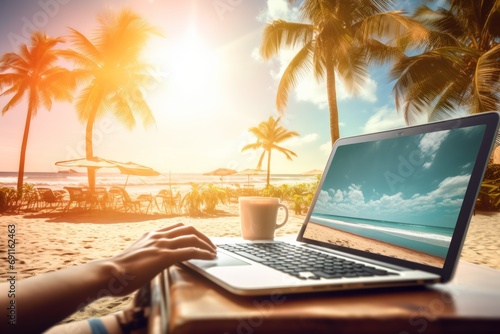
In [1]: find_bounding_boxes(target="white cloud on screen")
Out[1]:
[315,174,470,221]
[418,130,450,169]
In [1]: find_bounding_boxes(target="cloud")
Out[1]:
[418,130,450,168]
[357,78,378,103]
[317,190,332,207]
[426,174,470,200]
[319,141,332,155]
[362,105,406,133]
[314,174,470,224]
[419,131,449,156]
[257,0,300,22]
[287,133,318,147]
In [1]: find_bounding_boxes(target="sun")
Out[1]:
[146,25,221,120]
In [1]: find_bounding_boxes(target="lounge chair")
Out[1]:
[85,187,110,210]
[154,189,181,215]
[63,186,89,211]
[36,187,66,211]
[109,186,152,214]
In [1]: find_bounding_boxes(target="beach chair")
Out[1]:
[85,187,110,210]
[154,189,181,215]
[109,186,152,214]
[36,187,66,211]
[64,186,89,211]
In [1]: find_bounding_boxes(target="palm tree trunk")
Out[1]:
[266,149,272,187]
[326,63,340,146]
[84,89,106,193]
[17,104,34,197]
[85,112,97,192]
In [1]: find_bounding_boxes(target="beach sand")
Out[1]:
[0,205,499,326]
[303,222,445,267]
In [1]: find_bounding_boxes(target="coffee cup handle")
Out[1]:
[275,203,288,229]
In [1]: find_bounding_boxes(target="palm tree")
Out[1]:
[63,8,161,191]
[242,116,299,187]
[0,31,75,195]
[260,0,409,145]
[390,0,500,123]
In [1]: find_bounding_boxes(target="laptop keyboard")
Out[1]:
[218,242,398,280]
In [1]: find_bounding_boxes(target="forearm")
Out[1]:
[1,259,125,333]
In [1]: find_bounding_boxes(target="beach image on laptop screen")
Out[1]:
[303,124,487,268]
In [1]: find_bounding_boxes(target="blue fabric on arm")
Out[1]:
[88,318,109,334]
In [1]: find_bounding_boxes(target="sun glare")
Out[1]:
[147,25,221,120]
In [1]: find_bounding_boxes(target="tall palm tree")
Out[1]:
[260,0,409,145]
[63,8,161,191]
[0,31,75,195]
[242,116,299,187]
[390,0,500,123]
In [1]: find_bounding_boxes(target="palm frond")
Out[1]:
[474,44,500,112]
[336,46,369,95]
[260,20,313,59]
[106,93,135,129]
[356,11,423,45]
[74,83,103,122]
[122,85,156,128]
[1,83,27,115]
[276,42,314,112]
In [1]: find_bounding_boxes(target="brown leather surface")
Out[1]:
[161,261,500,334]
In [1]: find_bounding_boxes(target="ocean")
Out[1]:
[0,171,314,196]
[310,213,454,259]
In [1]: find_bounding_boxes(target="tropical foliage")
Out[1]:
[261,175,320,214]
[390,0,500,123]
[0,32,76,195]
[0,183,39,213]
[63,8,161,191]
[182,183,228,216]
[242,116,299,187]
[0,187,17,213]
[260,0,414,144]
[477,162,500,211]
[201,183,228,213]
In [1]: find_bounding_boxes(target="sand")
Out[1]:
[0,205,499,326]
[303,222,445,267]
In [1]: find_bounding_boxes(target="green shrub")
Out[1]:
[182,183,228,216]
[201,183,227,213]
[0,187,19,213]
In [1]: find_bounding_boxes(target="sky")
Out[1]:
[311,125,487,227]
[0,0,443,174]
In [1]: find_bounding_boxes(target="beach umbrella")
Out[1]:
[203,168,237,186]
[55,157,160,187]
[55,157,117,169]
[236,168,266,185]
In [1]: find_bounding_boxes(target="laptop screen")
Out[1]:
[302,124,487,269]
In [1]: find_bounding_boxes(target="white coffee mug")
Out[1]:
[239,196,289,240]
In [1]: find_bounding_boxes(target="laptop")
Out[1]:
[183,112,500,296]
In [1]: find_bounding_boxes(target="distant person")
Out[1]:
[0,223,217,334]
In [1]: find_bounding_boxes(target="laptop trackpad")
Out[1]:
[190,252,250,269]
